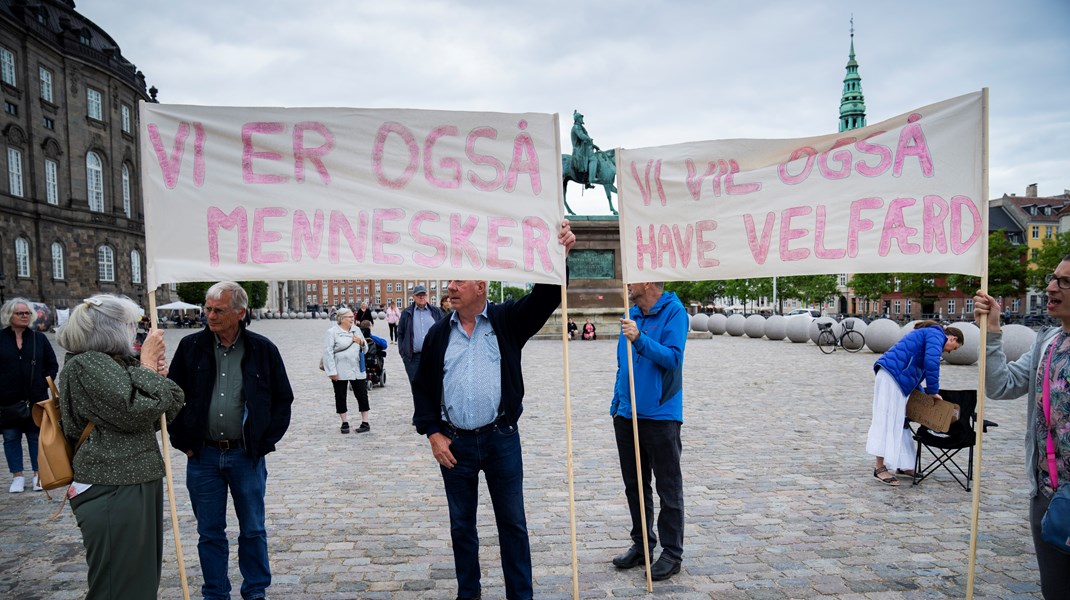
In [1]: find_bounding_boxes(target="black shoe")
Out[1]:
[455,595,480,600]
[650,554,681,581]
[355,422,370,433]
[340,422,350,434]
[612,545,649,569]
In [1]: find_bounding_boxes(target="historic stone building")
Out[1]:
[0,0,156,311]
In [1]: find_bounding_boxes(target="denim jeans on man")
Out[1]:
[613,416,684,562]
[441,421,532,600]
[3,421,39,473]
[187,446,270,600]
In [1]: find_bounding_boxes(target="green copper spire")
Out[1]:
[838,16,867,132]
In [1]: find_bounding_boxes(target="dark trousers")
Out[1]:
[440,422,531,600]
[388,322,398,342]
[403,353,421,384]
[331,378,368,414]
[613,416,684,562]
[1030,493,1070,599]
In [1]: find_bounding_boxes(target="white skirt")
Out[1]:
[866,368,916,470]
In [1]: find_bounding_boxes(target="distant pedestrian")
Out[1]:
[322,307,368,434]
[385,301,401,343]
[397,285,443,385]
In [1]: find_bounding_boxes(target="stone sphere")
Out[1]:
[785,316,811,343]
[865,318,902,353]
[281,312,291,319]
[726,314,746,336]
[840,318,868,351]
[944,321,980,365]
[808,317,840,344]
[1001,324,1037,362]
[901,320,922,334]
[376,311,386,320]
[764,315,787,340]
[707,313,728,335]
[744,315,766,338]
[690,313,709,332]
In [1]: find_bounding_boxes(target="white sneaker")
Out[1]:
[9,476,25,493]
[32,474,42,491]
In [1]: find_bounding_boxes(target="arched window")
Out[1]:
[97,245,114,281]
[121,163,132,217]
[51,242,64,280]
[86,151,104,212]
[15,236,30,277]
[130,248,142,284]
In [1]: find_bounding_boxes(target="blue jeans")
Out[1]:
[440,422,532,600]
[187,447,270,600]
[403,353,422,383]
[3,421,39,474]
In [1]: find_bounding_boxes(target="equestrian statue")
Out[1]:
[562,110,617,215]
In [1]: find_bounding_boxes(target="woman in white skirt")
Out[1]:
[866,321,963,485]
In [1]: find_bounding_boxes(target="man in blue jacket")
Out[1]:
[169,282,293,600]
[411,220,575,600]
[610,281,689,581]
[397,285,443,386]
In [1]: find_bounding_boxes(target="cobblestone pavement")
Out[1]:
[0,318,1042,599]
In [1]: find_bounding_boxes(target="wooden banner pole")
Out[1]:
[559,289,581,600]
[622,283,654,592]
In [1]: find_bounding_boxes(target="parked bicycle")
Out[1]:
[817,321,865,354]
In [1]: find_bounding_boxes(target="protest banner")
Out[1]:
[139,104,565,290]
[617,91,984,282]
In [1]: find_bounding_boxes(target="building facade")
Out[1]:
[0,0,159,311]
[305,278,451,312]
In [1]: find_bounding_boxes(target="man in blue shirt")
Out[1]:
[610,281,689,581]
[411,220,575,600]
[397,285,443,385]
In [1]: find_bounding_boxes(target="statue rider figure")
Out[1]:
[570,111,599,189]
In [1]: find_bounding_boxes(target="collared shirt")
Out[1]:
[207,331,245,441]
[441,305,501,430]
[412,305,436,353]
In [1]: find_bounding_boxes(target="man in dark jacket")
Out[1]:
[168,282,293,600]
[411,220,575,600]
[397,285,443,385]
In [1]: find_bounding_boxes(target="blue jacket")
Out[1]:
[411,283,561,436]
[397,302,444,361]
[168,324,294,460]
[611,292,689,421]
[874,325,947,396]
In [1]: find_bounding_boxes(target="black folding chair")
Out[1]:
[910,389,997,491]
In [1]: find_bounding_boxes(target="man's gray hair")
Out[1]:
[206,281,248,311]
[0,297,33,328]
[57,294,139,355]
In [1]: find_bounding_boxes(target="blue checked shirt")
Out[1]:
[441,304,501,430]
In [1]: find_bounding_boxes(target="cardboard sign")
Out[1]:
[907,390,960,433]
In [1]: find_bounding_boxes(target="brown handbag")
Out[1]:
[32,377,93,516]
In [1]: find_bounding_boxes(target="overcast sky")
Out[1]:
[84,0,1068,215]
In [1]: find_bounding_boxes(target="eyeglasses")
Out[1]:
[1044,274,1070,289]
[202,307,233,315]
[12,311,32,317]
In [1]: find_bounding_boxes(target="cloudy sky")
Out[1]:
[85,0,1068,215]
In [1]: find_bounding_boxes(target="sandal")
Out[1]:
[873,466,900,486]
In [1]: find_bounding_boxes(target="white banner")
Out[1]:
[618,92,984,283]
[140,104,564,290]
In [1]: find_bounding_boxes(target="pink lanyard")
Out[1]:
[1042,336,1061,489]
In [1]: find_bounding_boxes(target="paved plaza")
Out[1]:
[0,317,1044,599]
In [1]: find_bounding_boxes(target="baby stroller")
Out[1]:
[364,334,388,387]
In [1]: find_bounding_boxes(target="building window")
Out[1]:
[966,298,975,314]
[838,273,847,286]
[15,237,31,277]
[906,300,912,315]
[1032,248,1040,260]
[43,116,54,129]
[7,147,23,197]
[79,30,91,45]
[87,151,104,212]
[97,245,115,281]
[1012,298,1020,312]
[121,163,132,217]
[87,88,103,120]
[44,159,58,204]
[948,299,956,315]
[1046,226,1054,239]
[4,101,16,115]
[39,66,53,102]
[893,300,901,314]
[121,103,131,133]
[131,249,142,284]
[1,47,15,86]
[51,242,64,279]
[1032,225,1040,239]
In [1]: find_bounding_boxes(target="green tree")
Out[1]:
[488,281,527,302]
[947,231,1028,298]
[176,282,212,305]
[241,281,269,309]
[895,273,945,305]
[778,275,839,306]
[848,273,894,301]
[1029,231,1070,287]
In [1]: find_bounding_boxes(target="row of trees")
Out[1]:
[175,281,269,309]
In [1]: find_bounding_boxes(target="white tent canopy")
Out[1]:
[156,301,201,311]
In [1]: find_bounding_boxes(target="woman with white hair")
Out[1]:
[57,294,185,599]
[323,307,369,433]
[1,297,58,493]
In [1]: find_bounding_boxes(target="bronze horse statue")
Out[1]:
[562,148,617,215]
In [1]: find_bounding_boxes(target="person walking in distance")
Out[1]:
[397,285,443,385]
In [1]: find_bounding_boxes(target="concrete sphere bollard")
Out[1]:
[690,313,709,332]
[376,311,386,320]
[840,318,868,350]
[785,316,811,343]
[744,314,766,338]
[865,318,902,353]
[809,317,840,344]
[707,313,728,335]
[1001,324,1037,363]
[901,320,922,334]
[764,315,787,340]
[943,321,979,365]
[281,312,290,319]
[726,314,746,336]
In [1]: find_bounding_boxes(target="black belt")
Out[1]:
[203,439,244,450]
[444,417,506,436]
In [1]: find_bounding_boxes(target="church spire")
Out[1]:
[838,16,867,132]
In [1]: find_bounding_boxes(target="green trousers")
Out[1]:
[70,480,164,600]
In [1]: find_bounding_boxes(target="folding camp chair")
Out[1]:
[909,389,997,491]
